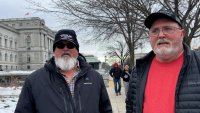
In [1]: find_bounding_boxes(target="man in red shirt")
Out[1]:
[126,7,200,113]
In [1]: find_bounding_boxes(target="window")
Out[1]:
[27,65,30,70]
[15,41,17,48]
[5,39,7,47]
[5,53,7,61]
[15,55,17,62]
[10,40,13,48]
[44,34,46,48]
[10,54,13,62]
[26,36,31,50]
[0,37,2,47]
[0,52,2,61]
[27,55,30,63]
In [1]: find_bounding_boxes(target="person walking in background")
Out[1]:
[126,7,200,113]
[121,64,131,97]
[15,29,112,113]
[109,63,122,96]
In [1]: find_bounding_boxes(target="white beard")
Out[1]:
[55,56,77,71]
[153,38,180,58]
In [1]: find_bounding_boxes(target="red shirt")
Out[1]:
[143,53,184,113]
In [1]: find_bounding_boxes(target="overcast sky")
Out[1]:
[0,0,110,61]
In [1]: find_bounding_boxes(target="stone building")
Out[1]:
[0,17,55,71]
[85,55,101,70]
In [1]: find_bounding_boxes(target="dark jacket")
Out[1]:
[15,56,112,113]
[121,69,131,82]
[126,44,200,113]
[109,67,122,80]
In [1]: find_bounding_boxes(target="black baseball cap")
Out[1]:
[144,7,182,29]
[53,29,79,51]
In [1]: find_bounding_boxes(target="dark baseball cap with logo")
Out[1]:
[144,7,182,29]
[53,29,79,51]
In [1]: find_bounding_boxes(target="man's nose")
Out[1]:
[63,45,69,50]
[158,29,165,36]
[157,29,166,39]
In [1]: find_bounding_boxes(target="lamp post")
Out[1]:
[104,55,107,63]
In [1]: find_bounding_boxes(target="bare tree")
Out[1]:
[106,40,129,66]
[26,0,151,65]
[158,0,200,47]
[26,0,200,65]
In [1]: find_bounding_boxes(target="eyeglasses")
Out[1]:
[149,26,182,37]
[56,42,75,49]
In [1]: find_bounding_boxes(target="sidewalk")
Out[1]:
[107,76,126,113]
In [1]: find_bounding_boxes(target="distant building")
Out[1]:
[0,17,55,71]
[85,55,101,70]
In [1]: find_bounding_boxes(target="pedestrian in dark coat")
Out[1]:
[109,63,122,96]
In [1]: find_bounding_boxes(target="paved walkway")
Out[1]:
[107,77,126,113]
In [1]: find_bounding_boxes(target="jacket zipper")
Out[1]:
[60,87,75,113]
[60,87,68,113]
[78,90,82,112]
[74,76,84,113]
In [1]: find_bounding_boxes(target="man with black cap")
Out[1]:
[15,29,112,113]
[126,8,200,113]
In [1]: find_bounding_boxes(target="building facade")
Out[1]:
[85,55,101,70]
[0,17,55,71]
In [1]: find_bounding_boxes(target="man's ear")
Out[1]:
[181,29,186,38]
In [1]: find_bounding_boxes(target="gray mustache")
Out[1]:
[156,39,170,45]
[62,53,70,56]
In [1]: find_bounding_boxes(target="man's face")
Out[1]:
[149,18,185,61]
[53,41,78,71]
[54,41,78,59]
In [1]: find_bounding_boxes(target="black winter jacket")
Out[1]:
[121,69,131,82]
[109,67,122,80]
[126,44,200,113]
[15,56,112,113]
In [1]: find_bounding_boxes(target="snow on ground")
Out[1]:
[0,87,21,113]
